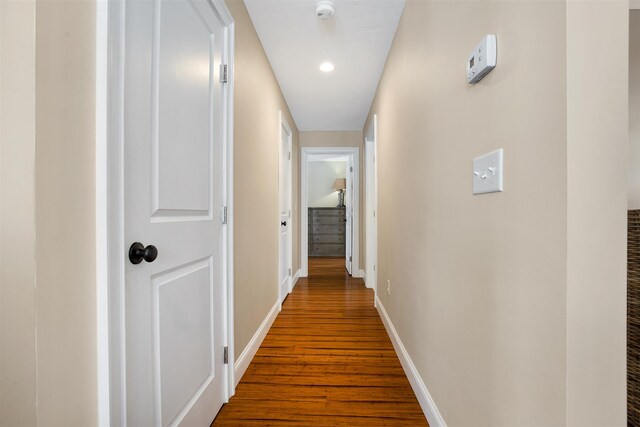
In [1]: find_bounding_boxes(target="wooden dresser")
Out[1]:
[308,207,346,257]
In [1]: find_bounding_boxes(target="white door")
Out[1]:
[345,160,354,275]
[279,116,292,304]
[365,139,377,293]
[124,0,227,425]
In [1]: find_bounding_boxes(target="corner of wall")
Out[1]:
[565,1,628,425]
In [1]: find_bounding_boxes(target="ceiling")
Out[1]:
[243,0,406,131]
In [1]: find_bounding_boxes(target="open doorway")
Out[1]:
[301,147,360,278]
[308,157,348,261]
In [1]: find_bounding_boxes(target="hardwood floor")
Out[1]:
[212,257,428,426]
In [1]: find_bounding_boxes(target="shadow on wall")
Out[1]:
[308,160,346,207]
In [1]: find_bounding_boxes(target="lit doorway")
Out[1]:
[301,147,360,278]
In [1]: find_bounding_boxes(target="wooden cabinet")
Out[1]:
[308,207,346,257]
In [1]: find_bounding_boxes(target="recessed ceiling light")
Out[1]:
[319,62,335,72]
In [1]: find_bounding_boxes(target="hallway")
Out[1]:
[213,258,428,426]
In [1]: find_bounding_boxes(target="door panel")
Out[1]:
[154,0,213,215]
[156,259,213,424]
[124,0,226,425]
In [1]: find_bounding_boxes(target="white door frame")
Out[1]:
[300,147,360,277]
[96,1,235,424]
[279,111,293,306]
[365,115,378,298]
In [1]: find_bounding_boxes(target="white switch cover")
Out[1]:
[473,149,503,195]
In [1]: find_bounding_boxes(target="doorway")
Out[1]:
[102,0,235,424]
[301,147,360,278]
[279,112,293,305]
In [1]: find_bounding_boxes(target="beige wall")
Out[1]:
[566,2,628,425]
[364,1,568,425]
[299,131,361,148]
[0,1,37,425]
[364,1,628,425]
[1,1,99,426]
[226,0,300,356]
[35,0,98,424]
[300,131,365,269]
[631,10,640,208]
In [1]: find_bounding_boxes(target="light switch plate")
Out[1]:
[473,149,503,195]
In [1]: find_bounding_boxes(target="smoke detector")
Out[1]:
[316,0,335,20]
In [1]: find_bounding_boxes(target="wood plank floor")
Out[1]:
[212,257,428,426]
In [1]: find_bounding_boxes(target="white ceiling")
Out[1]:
[243,0,406,131]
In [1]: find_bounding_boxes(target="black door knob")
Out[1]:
[281,221,287,226]
[129,242,158,264]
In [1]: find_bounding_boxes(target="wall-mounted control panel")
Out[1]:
[467,35,497,84]
[473,149,503,195]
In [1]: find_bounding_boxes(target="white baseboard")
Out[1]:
[234,300,280,387]
[376,296,447,427]
[356,269,365,279]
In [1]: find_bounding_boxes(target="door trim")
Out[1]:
[279,111,293,307]
[97,1,236,424]
[96,1,109,424]
[300,147,360,278]
[365,115,378,299]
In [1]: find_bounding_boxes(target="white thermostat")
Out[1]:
[467,35,497,84]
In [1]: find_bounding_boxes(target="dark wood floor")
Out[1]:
[212,257,428,426]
